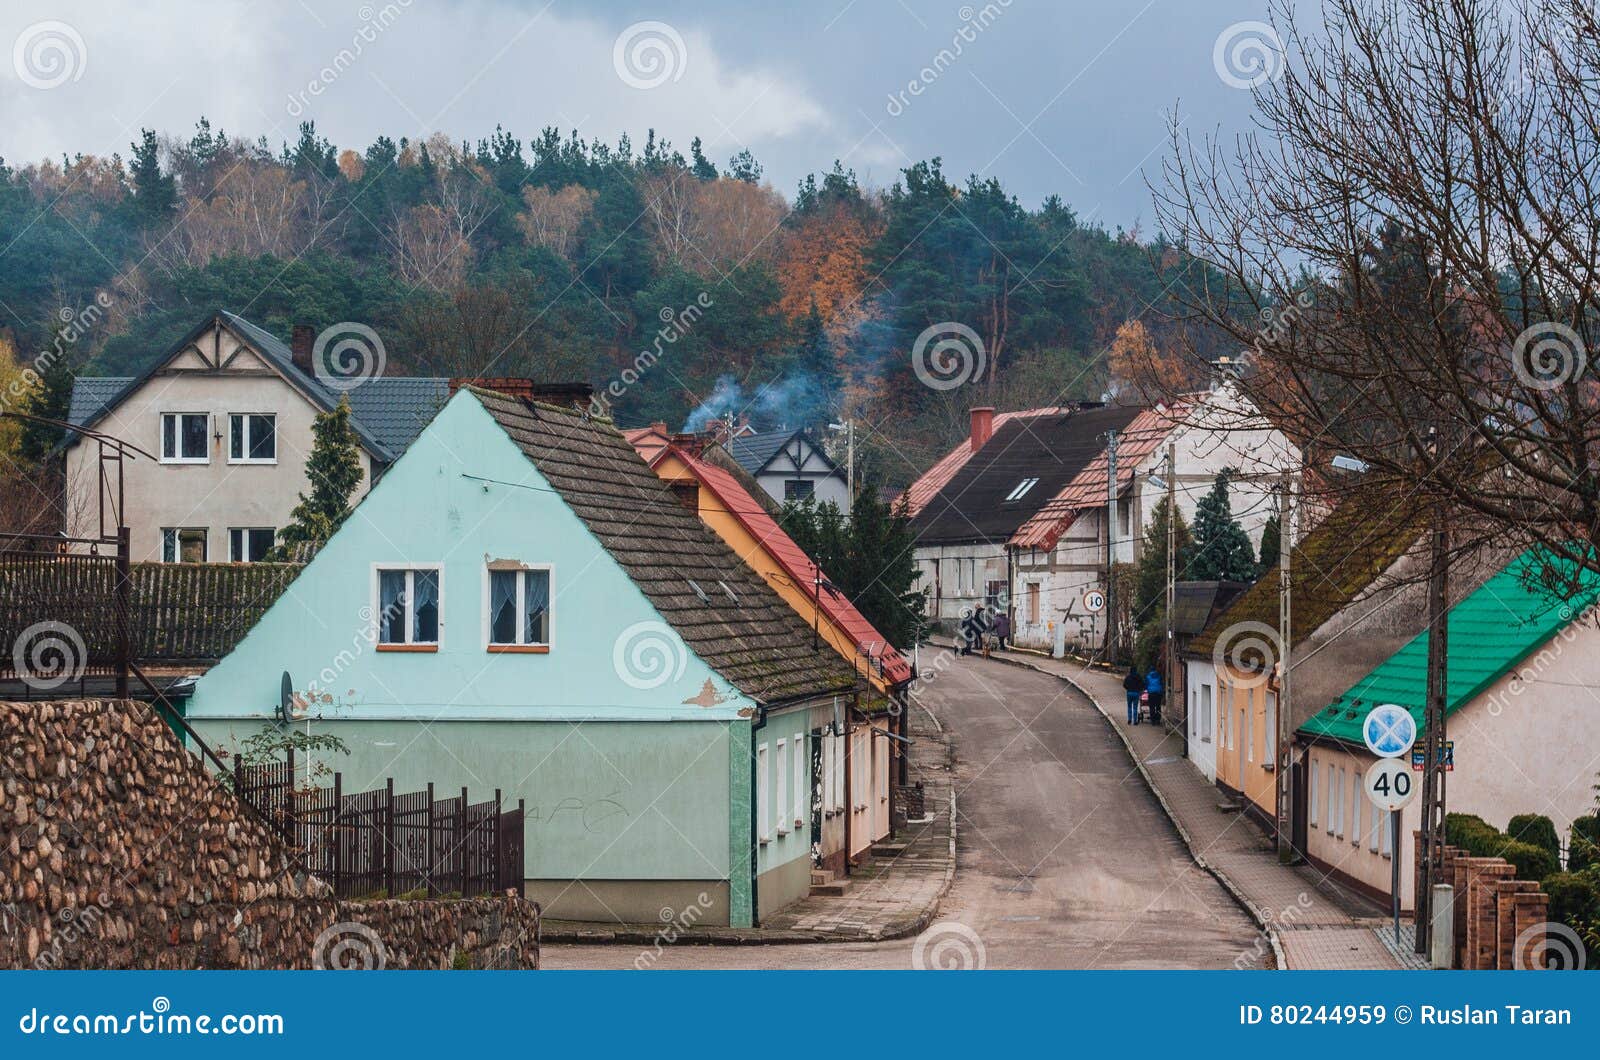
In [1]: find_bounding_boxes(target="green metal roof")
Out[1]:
[1298,549,1600,745]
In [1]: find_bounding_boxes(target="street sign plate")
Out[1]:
[1411,741,1454,772]
[1082,589,1106,614]
[1362,704,1418,759]
[1365,758,1418,811]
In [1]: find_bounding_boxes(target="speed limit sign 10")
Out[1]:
[1364,758,1417,812]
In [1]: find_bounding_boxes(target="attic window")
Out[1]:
[686,579,710,603]
[1004,477,1040,502]
[718,580,739,604]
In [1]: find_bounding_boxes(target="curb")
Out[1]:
[978,649,1286,966]
[544,699,958,948]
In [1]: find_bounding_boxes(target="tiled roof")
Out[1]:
[471,390,858,704]
[1170,580,1252,636]
[726,431,795,475]
[645,439,913,687]
[342,378,451,455]
[899,407,1068,518]
[1009,403,1188,550]
[66,377,130,428]
[911,405,1143,546]
[1298,549,1600,745]
[1187,492,1424,661]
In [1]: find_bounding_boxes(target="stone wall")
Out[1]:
[0,700,539,969]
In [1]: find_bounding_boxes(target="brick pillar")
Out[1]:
[1462,860,1515,970]
[1510,893,1551,969]
[1494,881,1539,969]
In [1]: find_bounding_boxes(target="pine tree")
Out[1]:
[1257,511,1282,570]
[1131,497,1192,670]
[689,137,718,181]
[19,327,80,466]
[782,300,843,429]
[1188,471,1257,581]
[273,397,364,559]
[128,129,176,224]
[779,490,926,649]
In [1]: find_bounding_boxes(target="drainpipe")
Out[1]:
[749,700,768,927]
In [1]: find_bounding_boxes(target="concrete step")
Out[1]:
[872,841,910,857]
[809,879,851,898]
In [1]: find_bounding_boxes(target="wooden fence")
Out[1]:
[235,751,525,899]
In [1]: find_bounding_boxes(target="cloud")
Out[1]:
[0,0,827,172]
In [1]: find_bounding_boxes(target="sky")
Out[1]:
[1,0,1280,230]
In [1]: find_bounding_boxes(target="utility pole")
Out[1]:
[1416,514,1450,953]
[1275,472,1295,862]
[846,419,855,500]
[1164,443,1176,708]
[1104,430,1118,660]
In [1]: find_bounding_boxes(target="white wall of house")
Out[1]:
[1185,658,1219,782]
[914,542,1009,633]
[753,439,850,510]
[65,329,375,562]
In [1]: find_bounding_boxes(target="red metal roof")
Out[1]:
[628,436,913,687]
[899,407,1070,518]
[1008,403,1189,551]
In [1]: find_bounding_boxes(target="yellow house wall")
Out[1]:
[1213,665,1278,818]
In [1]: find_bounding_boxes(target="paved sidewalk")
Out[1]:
[968,643,1404,969]
[543,697,955,945]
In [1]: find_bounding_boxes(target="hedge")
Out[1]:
[1571,815,1600,874]
[1507,814,1561,863]
[1444,813,1561,882]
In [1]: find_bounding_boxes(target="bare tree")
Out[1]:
[1153,0,1600,587]
[515,184,597,259]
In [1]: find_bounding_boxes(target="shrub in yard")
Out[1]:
[1445,813,1559,881]
[1571,815,1600,874]
[1541,867,1600,969]
[1507,814,1561,864]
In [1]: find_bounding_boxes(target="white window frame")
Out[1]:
[1351,781,1363,847]
[481,564,554,651]
[161,527,208,563]
[1370,801,1382,852]
[756,743,771,844]
[228,527,275,563]
[227,412,278,464]
[1332,767,1344,837]
[1381,807,1395,858]
[1246,696,1254,763]
[775,739,789,836]
[1200,683,1213,743]
[1264,692,1277,766]
[160,412,210,464]
[372,563,444,649]
[793,731,806,830]
[1308,759,1320,826]
[832,732,846,812]
[1004,477,1040,501]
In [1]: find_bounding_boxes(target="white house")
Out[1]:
[725,429,851,511]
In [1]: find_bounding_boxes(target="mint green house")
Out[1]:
[186,388,858,925]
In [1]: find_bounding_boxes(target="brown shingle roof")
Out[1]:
[472,389,858,704]
[1187,491,1423,663]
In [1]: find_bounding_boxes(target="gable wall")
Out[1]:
[65,327,374,560]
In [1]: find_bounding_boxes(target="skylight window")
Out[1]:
[1005,477,1040,502]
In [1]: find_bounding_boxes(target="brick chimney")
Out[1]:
[448,378,595,407]
[671,432,708,457]
[291,325,315,375]
[969,406,996,452]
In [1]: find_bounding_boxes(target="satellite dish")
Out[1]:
[277,671,306,722]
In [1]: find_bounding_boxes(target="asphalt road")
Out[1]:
[544,655,1264,969]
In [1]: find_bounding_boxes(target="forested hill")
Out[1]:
[0,120,1226,484]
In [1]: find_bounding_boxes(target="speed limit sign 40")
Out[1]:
[1365,758,1417,812]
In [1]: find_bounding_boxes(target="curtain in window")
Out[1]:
[412,570,439,642]
[489,570,517,644]
[524,570,550,644]
[250,415,275,460]
[379,571,406,643]
[182,414,207,458]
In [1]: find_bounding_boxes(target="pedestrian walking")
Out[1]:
[960,605,987,656]
[1122,665,1143,725]
[1145,667,1165,725]
[992,611,1011,651]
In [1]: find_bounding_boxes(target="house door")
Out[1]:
[1291,758,1308,855]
